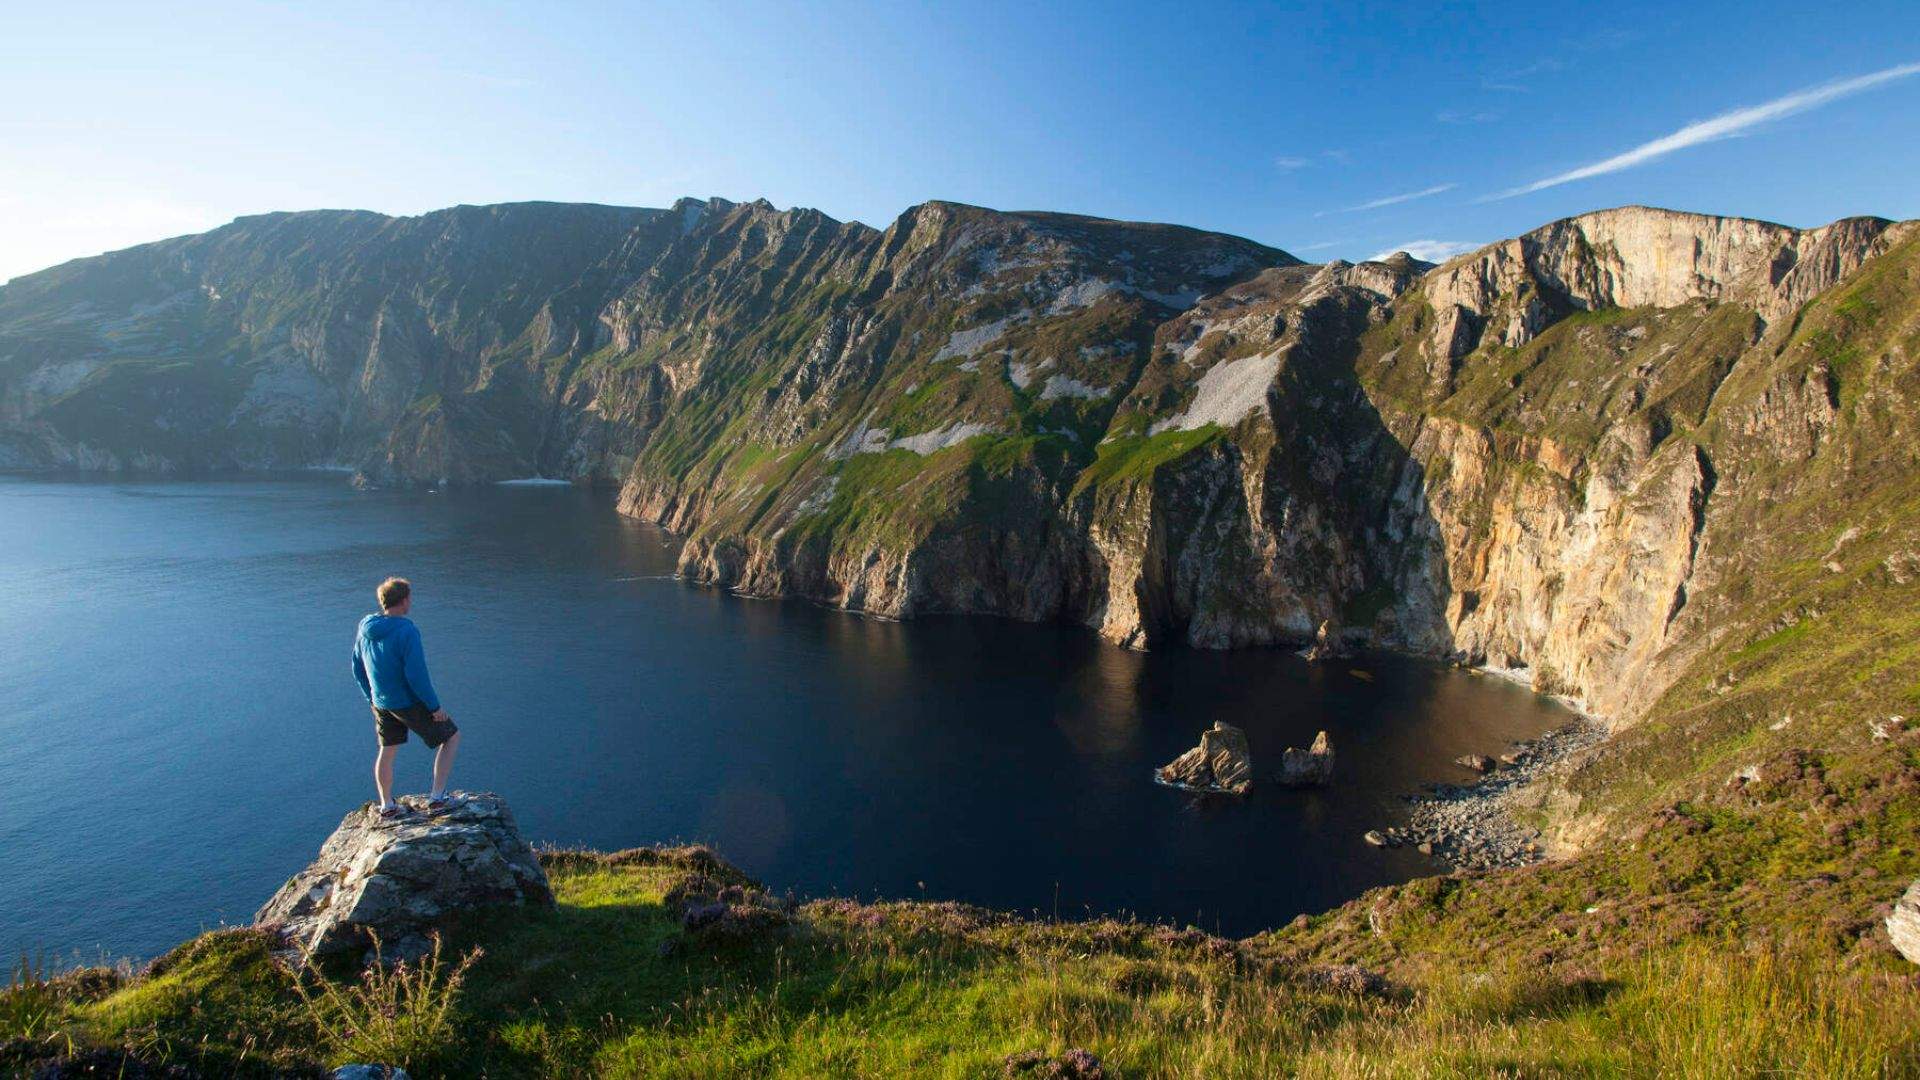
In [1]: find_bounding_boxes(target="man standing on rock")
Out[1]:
[352,577,461,820]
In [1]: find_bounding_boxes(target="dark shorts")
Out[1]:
[373,702,459,748]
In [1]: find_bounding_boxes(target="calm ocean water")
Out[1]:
[0,475,1569,960]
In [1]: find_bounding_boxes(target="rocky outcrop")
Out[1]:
[255,793,552,960]
[665,866,796,945]
[1890,880,1920,965]
[1156,722,1254,795]
[1279,731,1335,786]
[1422,207,1913,359]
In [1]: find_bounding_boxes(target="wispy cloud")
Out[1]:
[1482,57,1564,93]
[1277,150,1351,171]
[1581,28,1639,52]
[1368,240,1481,263]
[1295,239,1346,252]
[1317,183,1456,216]
[1437,109,1501,125]
[1511,59,1565,77]
[1479,34,1632,94]
[1489,61,1920,200]
[0,119,75,133]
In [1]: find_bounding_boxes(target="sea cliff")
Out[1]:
[7,200,1911,745]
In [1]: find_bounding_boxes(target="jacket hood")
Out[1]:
[358,614,413,641]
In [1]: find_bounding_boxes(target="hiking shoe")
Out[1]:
[423,793,458,815]
[374,803,407,822]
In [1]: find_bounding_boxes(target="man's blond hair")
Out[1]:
[377,577,411,611]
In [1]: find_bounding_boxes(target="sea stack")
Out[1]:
[1156,722,1254,795]
[1279,730,1336,786]
[1301,620,1353,663]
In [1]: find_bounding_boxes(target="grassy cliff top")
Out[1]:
[5,844,1917,1078]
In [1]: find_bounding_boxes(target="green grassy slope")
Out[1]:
[7,848,1917,1078]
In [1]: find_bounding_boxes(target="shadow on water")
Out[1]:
[0,474,1566,960]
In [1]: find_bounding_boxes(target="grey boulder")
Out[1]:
[1890,879,1920,964]
[256,792,553,960]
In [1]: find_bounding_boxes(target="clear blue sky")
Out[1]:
[4,1,1919,282]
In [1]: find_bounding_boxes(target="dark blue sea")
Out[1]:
[0,475,1569,961]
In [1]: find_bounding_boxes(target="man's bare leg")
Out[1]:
[430,731,460,799]
[374,744,401,807]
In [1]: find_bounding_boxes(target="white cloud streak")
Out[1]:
[1490,61,1920,200]
[1368,240,1481,263]
[1317,183,1456,217]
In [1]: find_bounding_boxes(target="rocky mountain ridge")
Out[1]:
[4,198,1915,745]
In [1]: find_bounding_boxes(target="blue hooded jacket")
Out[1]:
[352,614,441,711]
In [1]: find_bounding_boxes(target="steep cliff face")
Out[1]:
[1356,209,1917,718]
[614,200,1291,629]
[4,200,1914,727]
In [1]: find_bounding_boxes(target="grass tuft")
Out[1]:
[292,933,481,1072]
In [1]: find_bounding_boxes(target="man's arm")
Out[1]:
[352,644,373,702]
[402,625,444,714]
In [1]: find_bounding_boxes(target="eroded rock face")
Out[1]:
[1156,722,1253,794]
[1279,731,1335,786]
[1890,880,1920,965]
[255,793,552,960]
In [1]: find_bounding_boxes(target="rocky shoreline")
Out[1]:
[1377,717,1610,871]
